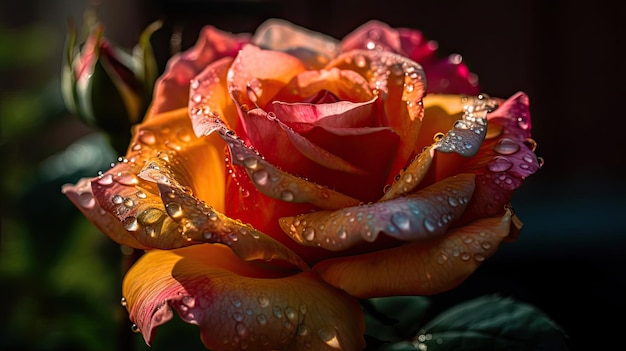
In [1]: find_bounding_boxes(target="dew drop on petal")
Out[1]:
[139,130,156,145]
[487,156,513,172]
[318,327,340,348]
[391,212,411,231]
[243,157,259,170]
[303,227,315,241]
[252,169,269,185]
[280,190,294,202]
[256,314,267,326]
[166,202,183,218]
[494,138,520,155]
[131,324,141,333]
[258,295,269,307]
[424,217,437,233]
[120,297,127,307]
[123,216,139,231]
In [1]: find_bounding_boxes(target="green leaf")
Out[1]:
[134,20,162,102]
[364,296,431,342]
[413,295,568,351]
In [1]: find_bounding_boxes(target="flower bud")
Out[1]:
[62,19,161,151]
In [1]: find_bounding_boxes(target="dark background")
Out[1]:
[2,0,625,350]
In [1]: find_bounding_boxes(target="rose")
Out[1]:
[63,19,540,350]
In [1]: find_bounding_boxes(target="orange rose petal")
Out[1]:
[200,121,361,211]
[327,50,426,181]
[279,173,474,251]
[61,178,150,249]
[149,26,250,117]
[123,245,365,350]
[313,209,513,298]
[380,144,435,201]
[252,19,340,70]
[275,68,374,103]
[227,44,306,109]
[136,163,308,270]
[189,57,241,134]
[64,108,224,250]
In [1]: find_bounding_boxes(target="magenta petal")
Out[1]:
[424,55,481,95]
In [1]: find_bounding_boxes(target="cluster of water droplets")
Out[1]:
[435,94,495,156]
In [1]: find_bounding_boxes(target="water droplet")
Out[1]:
[318,327,340,348]
[258,295,269,307]
[243,157,259,170]
[131,323,141,333]
[436,253,449,264]
[494,138,520,155]
[280,190,294,202]
[337,229,347,240]
[460,252,471,261]
[120,297,127,307]
[487,156,513,172]
[424,217,437,232]
[115,171,139,185]
[266,112,277,121]
[166,202,183,218]
[285,306,297,321]
[517,116,529,129]
[481,242,492,250]
[123,216,139,231]
[232,311,244,322]
[98,174,114,185]
[474,253,485,261]
[303,227,315,241]
[447,196,458,207]
[236,322,247,336]
[139,130,156,145]
[391,212,411,231]
[252,169,269,185]
[272,306,283,318]
[297,324,309,336]
[256,314,267,326]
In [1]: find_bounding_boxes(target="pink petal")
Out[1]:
[149,26,250,117]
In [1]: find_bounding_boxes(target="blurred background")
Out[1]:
[1,0,624,350]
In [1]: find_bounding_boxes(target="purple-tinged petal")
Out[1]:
[341,20,405,55]
[252,19,341,69]
[272,97,377,127]
[279,174,474,251]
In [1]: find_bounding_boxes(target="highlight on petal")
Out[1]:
[279,173,475,251]
[198,119,362,210]
[327,49,426,179]
[252,19,340,69]
[227,44,306,109]
[149,26,250,117]
[313,208,514,298]
[123,245,365,350]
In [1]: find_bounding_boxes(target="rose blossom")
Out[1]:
[63,19,540,350]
